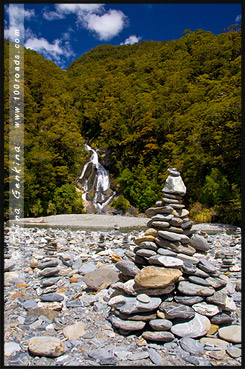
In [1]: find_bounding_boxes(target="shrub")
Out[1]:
[111,194,130,212]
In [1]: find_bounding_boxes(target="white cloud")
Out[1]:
[83,9,127,40]
[43,4,104,20]
[56,4,104,14]
[4,5,35,41]
[4,25,16,41]
[43,4,128,41]
[5,5,35,20]
[235,14,241,22]
[25,37,63,55]
[120,35,142,45]
[43,9,65,21]
[24,27,36,40]
[24,32,76,69]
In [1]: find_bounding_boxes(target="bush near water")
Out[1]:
[4,26,241,224]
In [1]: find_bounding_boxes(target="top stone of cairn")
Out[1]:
[162,168,186,196]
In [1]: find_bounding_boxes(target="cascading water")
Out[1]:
[78,144,115,212]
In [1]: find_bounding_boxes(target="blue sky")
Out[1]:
[4,3,242,70]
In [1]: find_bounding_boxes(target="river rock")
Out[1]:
[189,234,210,251]
[150,214,174,224]
[151,221,170,229]
[63,322,87,339]
[206,290,227,306]
[115,260,140,277]
[180,220,193,230]
[37,259,59,269]
[145,228,158,237]
[4,342,21,356]
[134,266,182,288]
[178,281,215,296]
[40,277,60,287]
[158,230,189,243]
[170,244,196,256]
[108,295,161,314]
[162,171,186,195]
[171,313,211,338]
[78,262,97,275]
[223,296,236,311]
[27,336,65,357]
[83,268,120,291]
[176,253,199,264]
[4,259,16,272]
[40,293,64,302]
[137,241,158,251]
[198,257,216,273]
[205,276,226,289]
[117,311,157,322]
[169,217,183,227]
[149,319,173,330]
[148,255,183,268]
[188,276,210,286]
[199,337,229,348]
[179,337,205,355]
[226,345,242,358]
[88,348,117,365]
[192,268,210,278]
[174,295,204,306]
[146,206,173,217]
[192,302,221,316]
[157,248,177,256]
[136,249,157,258]
[113,279,175,296]
[142,331,175,342]
[39,267,60,277]
[110,315,146,331]
[210,313,233,325]
[134,235,155,245]
[218,325,241,343]
[22,299,38,311]
[159,302,195,319]
[162,197,180,204]
[182,261,197,274]
[136,293,151,303]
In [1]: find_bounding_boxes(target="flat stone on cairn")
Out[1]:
[107,168,235,343]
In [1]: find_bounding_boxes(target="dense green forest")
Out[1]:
[4,26,241,225]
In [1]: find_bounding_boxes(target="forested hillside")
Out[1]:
[4,26,241,224]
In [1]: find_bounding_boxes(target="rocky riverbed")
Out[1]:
[4,224,241,366]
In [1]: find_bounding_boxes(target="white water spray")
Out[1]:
[78,145,115,212]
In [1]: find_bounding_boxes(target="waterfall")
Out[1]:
[78,144,115,212]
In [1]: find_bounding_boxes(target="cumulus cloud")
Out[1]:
[120,35,142,45]
[25,37,63,55]
[24,30,76,69]
[43,4,128,41]
[83,9,127,41]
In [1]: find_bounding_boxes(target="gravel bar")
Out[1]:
[9,215,239,232]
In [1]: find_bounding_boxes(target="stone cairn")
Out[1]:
[107,168,236,342]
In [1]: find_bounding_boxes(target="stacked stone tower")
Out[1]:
[107,168,236,341]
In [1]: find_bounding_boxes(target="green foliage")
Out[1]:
[189,202,216,223]
[52,184,85,214]
[4,40,87,217]
[201,168,230,206]
[111,195,130,212]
